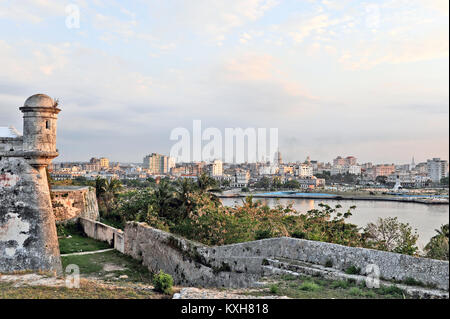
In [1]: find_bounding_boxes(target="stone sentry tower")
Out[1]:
[0,94,62,275]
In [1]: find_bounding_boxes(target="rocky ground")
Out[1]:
[173,287,289,299]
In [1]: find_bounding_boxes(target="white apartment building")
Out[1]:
[232,170,250,188]
[331,165,347,175]
[212,159,223,176]
[296,164,313,177]
[427,158,449,183]
[348,165,361,175]
[259,164,279,175]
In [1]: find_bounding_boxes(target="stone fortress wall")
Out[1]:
[124,222,449,290]
[77,218,449,291]
[52,186,99,222]
[0,94,62,275]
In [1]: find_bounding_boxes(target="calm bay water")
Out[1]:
[220,197,449,249]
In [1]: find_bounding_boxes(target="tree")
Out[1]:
[424,224,449,260]
[95,177,122,216]
[175,178,195,219]
[196,173,217,193]
[284,179,300,189]
[255,176,271,190]
[152,179,176,220]
[375,175,388,185]
[363,217,419,255]
[271,177,283,189]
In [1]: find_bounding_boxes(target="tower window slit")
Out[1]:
[46,120,50,129]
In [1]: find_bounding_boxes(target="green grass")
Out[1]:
[61,250,154,284]
[59,234,111,254]
[269,284,279,294]
[0,280,166,299]
[57,223,110,254]
[244,275,408,299]
[299,281,321,291]
[331,280,350,289]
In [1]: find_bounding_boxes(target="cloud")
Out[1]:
[285,14,353,43]
[168,0,278,44]
[0,0,79,23]
[339,29,449,69]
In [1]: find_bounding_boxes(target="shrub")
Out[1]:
[348,287,363,296]
[153,270,174,295]
[345,266,361,275]
[377,285,404,297]
[299,281,320,291]
[325,259,333,268]
[363,217,419,256]
[269,284,279,294]
[291,230,306,239]
[255,229,273,240]
[424,224,449,261]
[331,280,349,289]
[402,277,424,287]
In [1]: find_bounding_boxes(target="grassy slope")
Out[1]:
[59,234,111,254]
[0,280,166,299]
[61,250,154,284]
[249,274,406,299]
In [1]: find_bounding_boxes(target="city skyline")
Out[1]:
[0,0,448,163]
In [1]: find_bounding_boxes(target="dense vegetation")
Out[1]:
[84,176,444,259]
[55,175,447,259]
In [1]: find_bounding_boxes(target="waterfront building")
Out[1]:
[427,158,449,183]
[373,164,395,178]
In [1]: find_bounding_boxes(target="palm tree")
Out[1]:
[152,179,176,219]
[176,178,195,218]
[95,177,122,215]
[197,173,217,193]
[95,176,107,198]
[435,224,449,238]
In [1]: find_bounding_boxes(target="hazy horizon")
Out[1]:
[1,0,448,164]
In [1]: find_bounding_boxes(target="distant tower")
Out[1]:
[275,149,282,165]
[411,156,416,170]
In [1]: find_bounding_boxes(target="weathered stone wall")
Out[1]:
[0,156,62,274]
[52,186,99,222]
[0,137,23,153]
[124,222,259,288]
[79,218,124,253]
[123,222,449,290]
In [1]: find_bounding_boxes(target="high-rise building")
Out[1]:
[427,158,448,183]
[212,159,223,176]
[143,153,169,174]
[99,157,109,168]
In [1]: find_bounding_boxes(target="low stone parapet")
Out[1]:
[123,222,449,290]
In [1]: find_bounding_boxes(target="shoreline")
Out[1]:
[217,193,449,205]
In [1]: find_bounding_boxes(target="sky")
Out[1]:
[0,0,448,164]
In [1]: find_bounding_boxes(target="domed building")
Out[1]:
[23,93,57,108]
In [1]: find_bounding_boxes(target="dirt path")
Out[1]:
[60,248,115,257]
